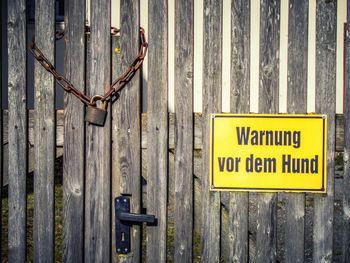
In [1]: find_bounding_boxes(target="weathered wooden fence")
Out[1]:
[4,0,350,262]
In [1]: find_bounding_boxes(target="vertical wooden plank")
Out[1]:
[343,2,350,259]
[8,0,27,261]
[258,0,280,114]
[174,0,194,261]
[343,21,350,263]
[0,2,2,262]
[201,0,222,262]
[147,0,168,261]
[111,35,120,263]
[285,0,308,262]
[256,0,279,262]
[33,0,56,261]
[287,0,308,113]
[229,0,250,262]
[84,0,111,262]
[112,0,141,262]
[62,0,85,261]
[0,3,2,261]
[230,0,250,115]
[313,0,336,261]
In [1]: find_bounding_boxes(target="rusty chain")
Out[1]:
[29,26,147,107]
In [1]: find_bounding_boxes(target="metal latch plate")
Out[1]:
[115,196,155,254]
[115,196,131,254]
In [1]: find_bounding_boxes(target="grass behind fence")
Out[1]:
[0,155,202,262]
[1,154,344,262]
[1,157,63,263]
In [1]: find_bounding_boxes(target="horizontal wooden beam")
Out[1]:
[1,109,344,187]
[2,111,346,151]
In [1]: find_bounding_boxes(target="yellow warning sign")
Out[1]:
[210,114,327,193]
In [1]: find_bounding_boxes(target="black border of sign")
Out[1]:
[211,115,326,192]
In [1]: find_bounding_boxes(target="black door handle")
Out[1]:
[115,196,156,254]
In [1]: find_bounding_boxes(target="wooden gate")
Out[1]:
[4,0,350,262]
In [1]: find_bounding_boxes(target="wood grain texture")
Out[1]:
[174,0,194,261]
[112,0,141,261]
[33,0,56,262]
[285,0,308,262]
[228,1,250,262]
[7,0,27,261]
[2,111,345,152]
[256,1,279,262]
[336,114,344,152]
[258,0,280,114]
[230,0,250,114]
[84,0,111,262]
[287,0,308,111]
[147,1,168,262]
[343,21,350,263]
[228,193,248,263]
[201,0,222,262]
[62,0,85,261]
[138,112,345,152]
[111,36,121,263]
[0,3,2,261]
[142,113,202,150]
[313,0,336,261]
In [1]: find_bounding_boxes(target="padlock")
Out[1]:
[85,97,108,126]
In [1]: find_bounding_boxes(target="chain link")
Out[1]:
[30,26,147,107]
